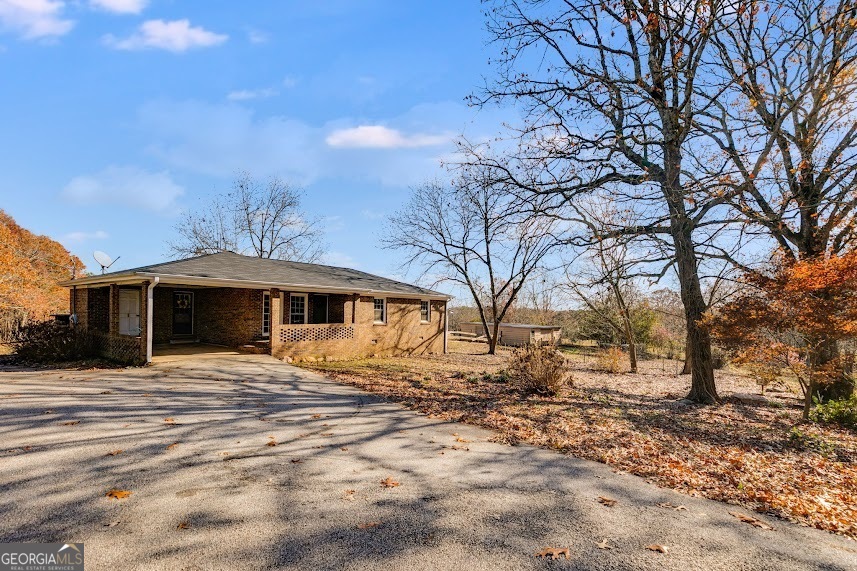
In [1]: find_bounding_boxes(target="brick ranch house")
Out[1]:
[60,251,450,364]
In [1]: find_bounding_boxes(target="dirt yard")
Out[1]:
[301,341,857,539]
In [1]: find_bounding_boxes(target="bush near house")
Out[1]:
[12,320,140,366]
[508,344,570,395]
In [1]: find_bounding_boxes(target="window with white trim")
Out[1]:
[290,294,307,324]
[262,292,270,337]
[373,298,386,324]
[420,300,430,322]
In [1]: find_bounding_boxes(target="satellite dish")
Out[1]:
[93,251,120,274]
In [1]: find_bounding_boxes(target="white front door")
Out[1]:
[118,289,141,336]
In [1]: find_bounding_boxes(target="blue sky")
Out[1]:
[0,0,516,283]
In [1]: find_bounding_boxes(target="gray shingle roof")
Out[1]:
[68,251,448,298]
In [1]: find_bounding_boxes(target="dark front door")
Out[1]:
[311,294,328,324]
[172,291,194,335]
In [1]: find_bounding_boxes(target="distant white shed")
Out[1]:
[459,322,562,347]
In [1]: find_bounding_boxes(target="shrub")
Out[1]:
[786,427,836,457]
[810,395,857,431]
[594,347,625,374]
[744,361,781,395]
[12,321,93,362]
[508,344,570,396]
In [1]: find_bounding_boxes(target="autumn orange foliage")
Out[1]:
[709,253,857,415]
[0,210,82,340]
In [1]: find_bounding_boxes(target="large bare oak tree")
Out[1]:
[471,0,733,402]
[168,172,325,262]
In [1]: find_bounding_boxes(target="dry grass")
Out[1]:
[302,340,857,538]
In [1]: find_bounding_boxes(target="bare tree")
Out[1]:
[469,0,734,402]
[700,0,857,399]
[565,218,647,373]
[518,271,565,325]
[168,172,325,262]
[384,180,558,354]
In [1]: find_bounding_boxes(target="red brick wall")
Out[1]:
[86,287,110,332]
[272,296,446,360]
[152,286,264,347]
[195,288,263,346]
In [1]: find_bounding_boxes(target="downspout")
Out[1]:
[443,300,448,355]
[146,277,160,363]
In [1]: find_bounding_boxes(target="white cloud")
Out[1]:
[360,209,384,220]
[89,0,146,14]
[138,100,321,182]
[246,27,267,44]
[136,99,519,187]
[326,125,450,149]
[61,230,108,244]
[103,19,227,52]
[0,0,74,39]
[227,88,277,101]
[63,165,184,212]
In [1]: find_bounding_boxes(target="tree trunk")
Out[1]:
[621,312,638,374]
[812,339,855,402]
[680,332,691,375]
[628,342,638,374]
[669,204,718,403]
[488,321,501,355]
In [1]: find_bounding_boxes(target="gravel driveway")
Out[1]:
[1,352,854,570]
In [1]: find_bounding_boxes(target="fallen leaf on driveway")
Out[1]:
[100,390,112,395]
[598,496,617,507]
[104,520,120,527]
[342,490,356,501]
[62,421,80,426]
[166,443,179,451]
[729,511,774,530]
[646,544,668,554]
[380,477,400,488]
[43,410,54,414]
[534,547,570,560]
[455,436,470,443]
[311,414,321,419]
[164,418,175,424]
[657,502,687,511]
[106,489,131,500]
[340,447,349,451]
[176,521,190,530]
[357,521,381,529]
[106,449,123,456]
[596,539,611,550]
[266,436,277,447]
[290,458,303,464]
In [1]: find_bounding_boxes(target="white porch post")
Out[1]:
[146,277,159,363]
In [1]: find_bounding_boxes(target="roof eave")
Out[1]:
[60,271,452,300]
